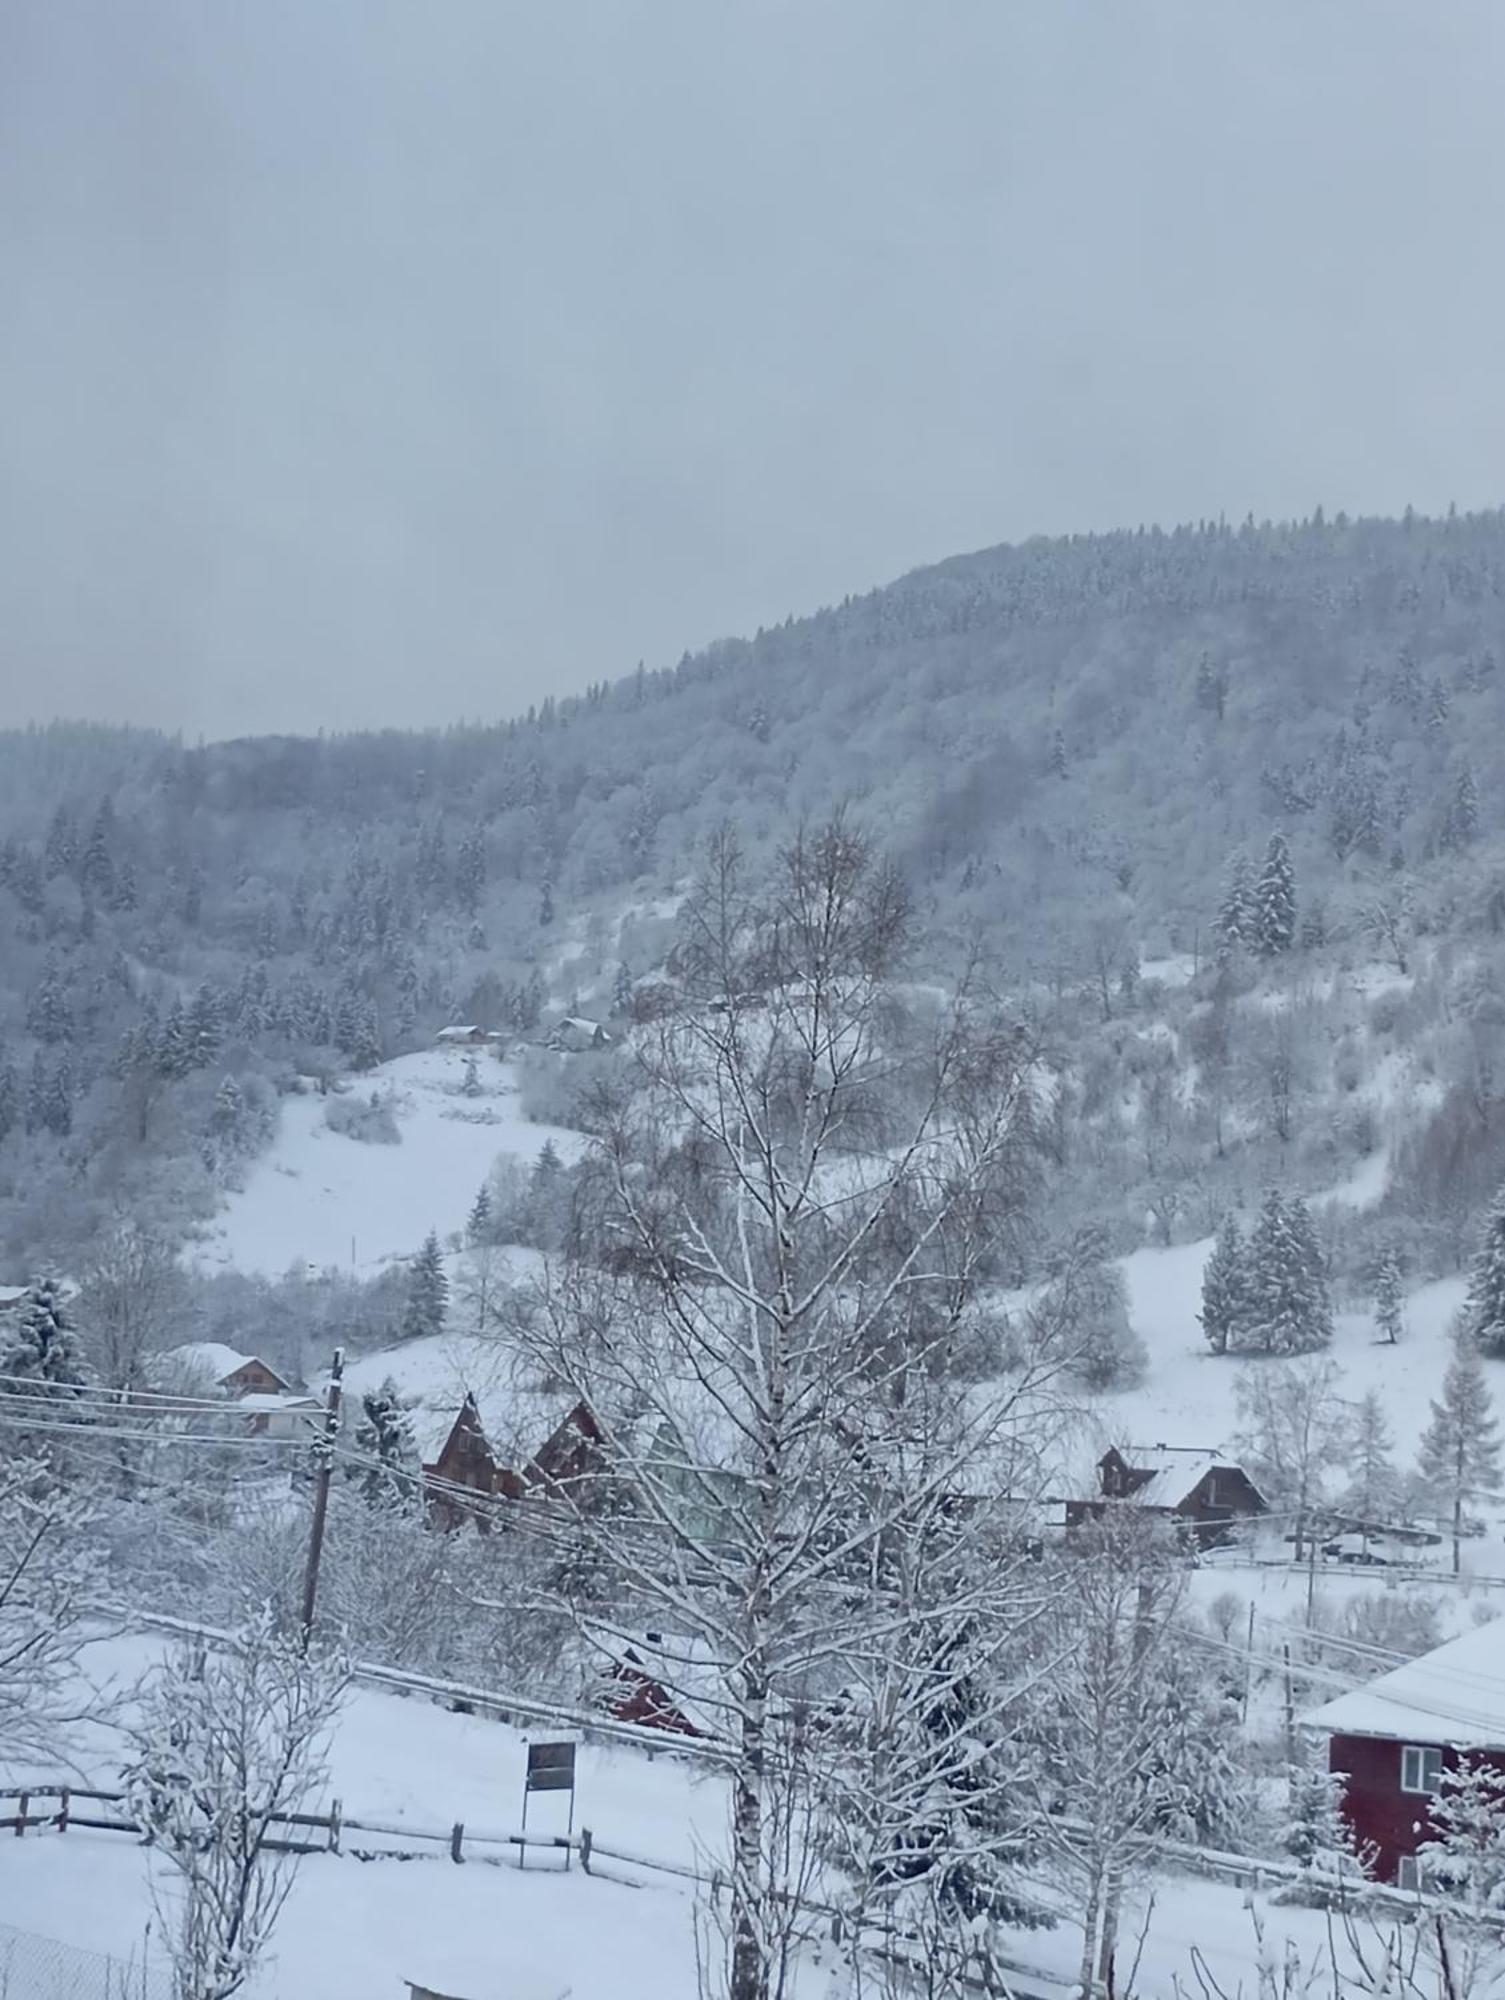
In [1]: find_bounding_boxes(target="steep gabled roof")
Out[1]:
[1306,1618,1505,1749]
[1108,1443,1263,1509]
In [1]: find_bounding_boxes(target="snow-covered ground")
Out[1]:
[193,1050,580,1278]
[0,1632,1444,2000]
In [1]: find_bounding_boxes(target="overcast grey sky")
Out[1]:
[2,2,1502,739]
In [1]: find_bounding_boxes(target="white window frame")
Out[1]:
[1400,1744,1443,1795]
[1397,1855,1422,1893]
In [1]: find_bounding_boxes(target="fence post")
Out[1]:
[58,1788,70,1834]
[14,1792,26,1838]
[328,1799,342,1854]
[450,1821,465,1864]
[579,1827,592,1874]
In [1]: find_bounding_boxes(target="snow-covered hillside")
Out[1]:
[193,1050,580,1278]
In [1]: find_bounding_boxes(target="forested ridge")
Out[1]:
[3,505,1505,1280]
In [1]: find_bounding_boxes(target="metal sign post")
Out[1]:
[520,1740,577,1869]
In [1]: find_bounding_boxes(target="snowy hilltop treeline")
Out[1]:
[5,505,1505,1290]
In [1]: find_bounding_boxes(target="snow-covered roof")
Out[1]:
[161,1341,260,1382]
[590,1627,728,1739]
[236,1391,320,1414]
[1115,1444,1227,1508]
[1306,1618,1505,1750]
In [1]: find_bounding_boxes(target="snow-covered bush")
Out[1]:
[323,1089,401,1145]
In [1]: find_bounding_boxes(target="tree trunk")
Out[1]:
[730,1665,769,2000]
[1076,1859,1104,2000]
[1453,1489,1463,1577]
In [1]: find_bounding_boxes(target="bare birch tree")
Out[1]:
[519,820,1057,2000]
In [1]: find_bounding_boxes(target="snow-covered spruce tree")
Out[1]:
[1,1272,88,1403]
[400,1229,448,1343]
[1466,1185,1505,1358]
[523,821,1055,2000]
[1275,1736,1369,1908]
[1418,1755,1505,1918]
[1373,1249,1405,1346]
[466,1180,493,1244]
[350,1378,419,1509]
[1215,849,1253,964]
[1417,1329,1501,1575]
[1253,830,1297,957]
[1241,1188,1331,1355]
[123,1615,346,2000]
[1199,1213,1247,1356]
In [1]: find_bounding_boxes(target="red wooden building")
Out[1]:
[1307,1618,1505,1886]
[1064,1444,1266,1548]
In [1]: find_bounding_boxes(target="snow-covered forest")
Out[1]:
[12,509,1505,1999]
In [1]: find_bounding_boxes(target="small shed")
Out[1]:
[435,1025,495,1049]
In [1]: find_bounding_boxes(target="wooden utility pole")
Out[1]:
[299,1347,344,1648]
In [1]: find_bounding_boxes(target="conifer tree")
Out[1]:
[0,1049,15,1144]
[45,1054,73,1138]
[1243,1188,1331,1354]
[1466,1186,1505,1358]
[1418,1331,1501,1574]
[351,1378,419,1509]
[1199,1214,1246,1355]
[401,1230,449,1343]
[351,1004,383,1074]
[1275,1741,1367,1907]
[1373,1250,1404,1345]
[1253,831,1297,956]
[1418,1758,1505,1916]
[467,1182,492,1244]
[1,1273,87,1403]
[1215,851,1252,963]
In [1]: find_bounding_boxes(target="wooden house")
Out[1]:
[1307,1618,1505,1886]
[162,1341,292,1398]
[424,1394,525,1527]
[1064,1444,1266,1547]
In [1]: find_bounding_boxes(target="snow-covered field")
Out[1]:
[193,1049,580,1277]
[0,1633,1428,2000]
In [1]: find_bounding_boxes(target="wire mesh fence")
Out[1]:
[0,1920,170,2000]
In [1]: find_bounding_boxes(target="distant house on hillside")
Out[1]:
[149,1342,317,1439]
[435,1024,497,1049]
[546,1016,612,1054]
[1064,1444,1266,1547]
[164,1342,291,1398]
[1307,1619,1505,1886]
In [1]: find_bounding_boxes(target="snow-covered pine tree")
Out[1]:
[401,1230,448,1343]
[1,1273,87,1403]
[612,961,634,1018]
[1466,1185,1505,1358]
[0,1049,15,1144]
[461,1053,481,1097]
[1418,1757,1505,1917]
[466,1181,492,1244]
[1275,1737,1369,1907]
[1215,850,1252,963]
[351,1003,383,1073]
[1373,1249,1405,1345]
[1417,1330,1501,1575]
[1242,1188,1332,1354]
[350,1378,419,1509]
[1199,1213,1246,1355]
[1253,830,1297,956]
